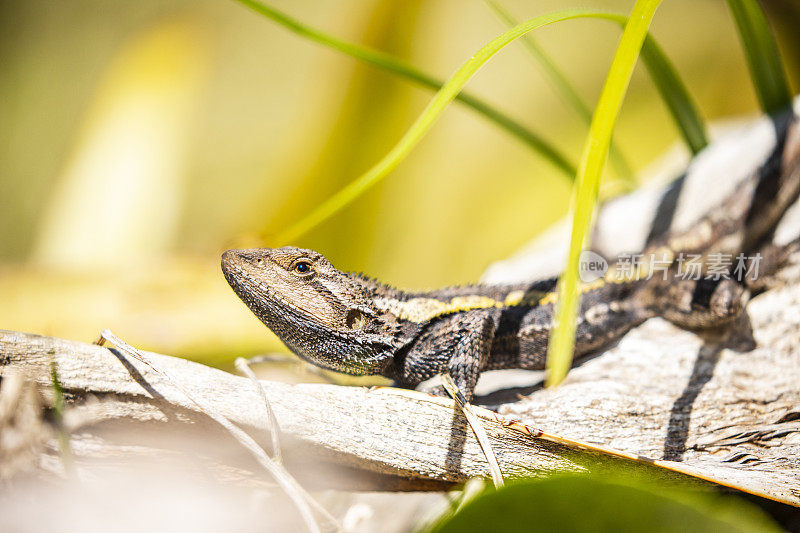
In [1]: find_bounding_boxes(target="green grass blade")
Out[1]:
[485,1,635,184]
[232,0,574,178]
[545,0,662,387]
[248,1,706,240]
[725,0,792,114]
[276,9,624,244]
[591,13,708,154]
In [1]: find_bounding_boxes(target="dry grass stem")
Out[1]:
[235,357,282,464]
[440,374,504,488]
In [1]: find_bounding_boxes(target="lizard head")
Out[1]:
[221,247,400,375]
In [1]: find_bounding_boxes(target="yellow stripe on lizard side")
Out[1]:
[504,290,526,306]
[375,295,504,323]
[376,282,610,322]
[376,275,623,323]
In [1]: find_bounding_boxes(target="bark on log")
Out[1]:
[0,329,727,486]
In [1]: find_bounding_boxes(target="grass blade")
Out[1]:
[276,9,653,243]
[232,0,574,178]
[592,13,708,154]
[725,0,792,114]
[272,6,709,241]
[545,0,662,387]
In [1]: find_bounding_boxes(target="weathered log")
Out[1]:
[0,329,708,486]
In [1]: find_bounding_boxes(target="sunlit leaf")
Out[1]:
[428,475,780,533]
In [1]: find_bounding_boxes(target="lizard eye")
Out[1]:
[291,260,314,276]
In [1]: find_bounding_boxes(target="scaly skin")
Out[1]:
[222,115,800,401]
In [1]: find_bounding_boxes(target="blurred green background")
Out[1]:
[1,0,798,365]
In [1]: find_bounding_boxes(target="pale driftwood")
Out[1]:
[92,328,333,533]
[0,329,711,487]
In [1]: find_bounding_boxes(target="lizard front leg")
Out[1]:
[397,311,497,402]
[443,311,497,402]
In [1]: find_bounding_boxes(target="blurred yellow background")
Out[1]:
[1,0,798,365]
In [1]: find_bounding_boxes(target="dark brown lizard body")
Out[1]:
[222,115,800,401]
[221,246,745,401]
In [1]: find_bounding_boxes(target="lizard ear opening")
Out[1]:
[345,309,366,331]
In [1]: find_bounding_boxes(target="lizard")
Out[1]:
[222,115,800,402]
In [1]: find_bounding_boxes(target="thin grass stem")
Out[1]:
[485,1,635,184]
[440,374,504,489]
